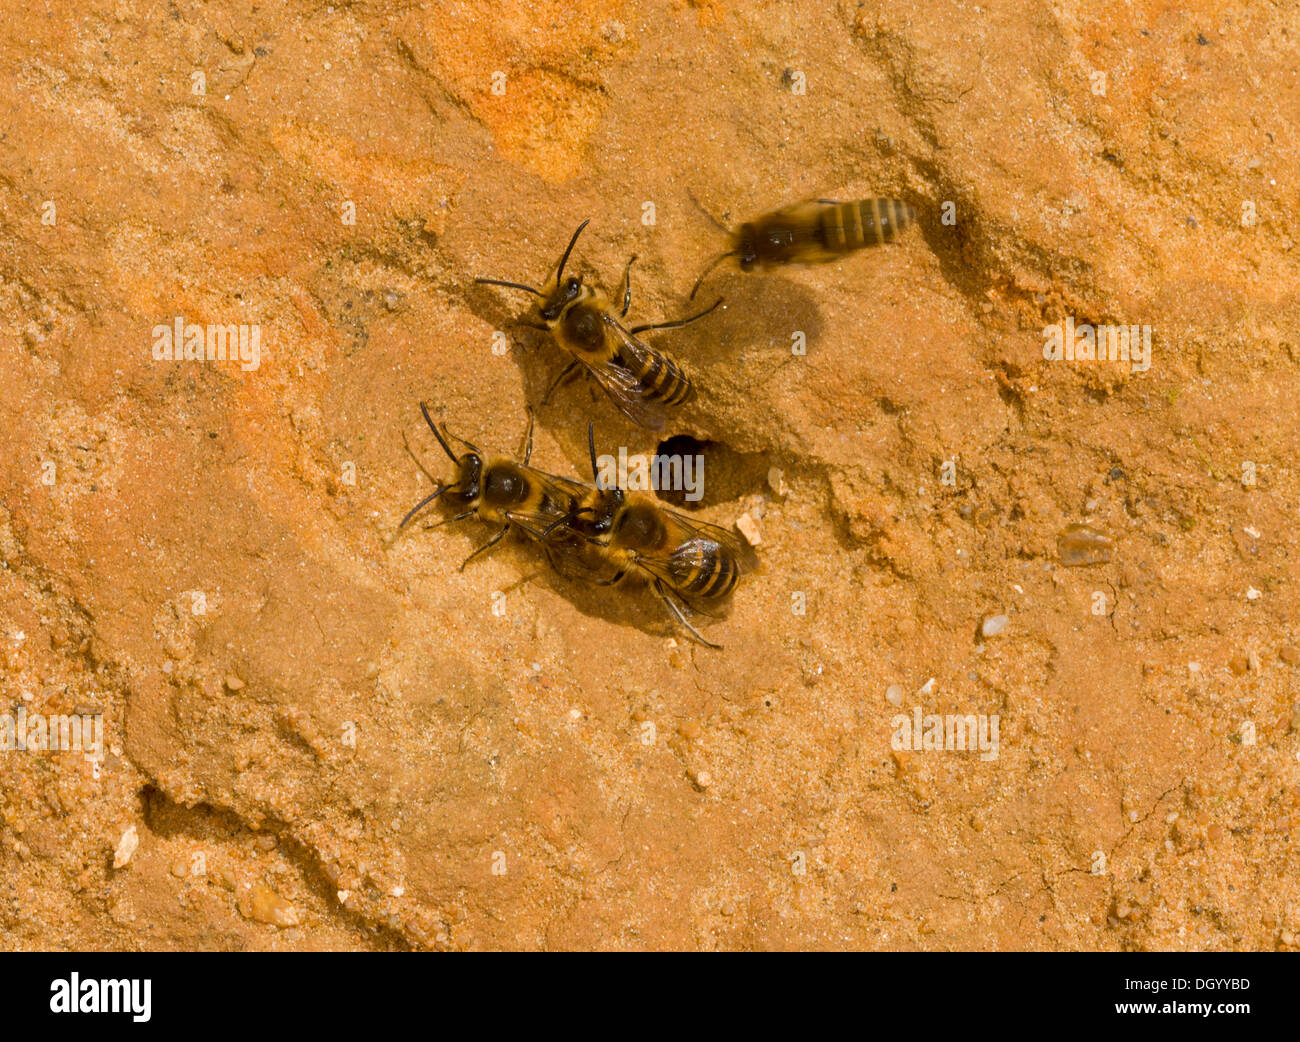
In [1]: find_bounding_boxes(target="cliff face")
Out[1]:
[2,0,1298,950]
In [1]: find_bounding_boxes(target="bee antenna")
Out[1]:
[587,422,601,485]
[395,484,450,532]
[474,277,543,297]
[555,219,591,285]
[419,401,460,463]
[443,425,482,454]
[688,251,737,301]
[686,188,731,234]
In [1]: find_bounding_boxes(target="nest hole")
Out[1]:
[653,434,767,511]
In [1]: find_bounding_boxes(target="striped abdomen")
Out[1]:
[622,346,694,406]
[666,539,739,600]
[817,198,915,252]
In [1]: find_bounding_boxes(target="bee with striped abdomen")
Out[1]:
[393,401,593,573]
[476,220,722,431]
[690,197,917,298]
[538,424,756,648]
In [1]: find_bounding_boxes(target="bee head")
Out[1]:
[735,224,762,270]
[447,451,483,506]
[568,487,622,539]
[540,275,584,323]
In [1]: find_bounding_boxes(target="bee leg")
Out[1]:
[421,509,475,531]
[541,360,581,406]
[618,254,638,317]
[513,320,549,332]
[588,564,628,588]
[628,296,723,335]
[460,525,509,571]
[519,407,535,464]
[816,198,842,205]
[653,578,721,650]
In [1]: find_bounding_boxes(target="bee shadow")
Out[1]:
[478,529,733,646]
[673,271,827,363]
[529,565,734,647]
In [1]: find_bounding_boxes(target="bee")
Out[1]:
[392,401,593,573]
[536,424,757,648]
[689,197,917,298]
[476,220,722,431]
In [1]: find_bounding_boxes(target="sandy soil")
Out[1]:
[1,0,1298,951]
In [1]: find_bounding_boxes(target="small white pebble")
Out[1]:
[735,512,762,547]
[886,685,904,706]
[1244,526,1261,539]
[1247,587,1261,600]
[112,825,139,869]
[1188,662,1202,674]
[766,467,788,498]
[568,708,581,720]
[981,614,1009,638]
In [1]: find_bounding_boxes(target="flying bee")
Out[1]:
[392,400,594,573]
[475,220,723,431]
[537,424,757,649]
[689,197,917,298]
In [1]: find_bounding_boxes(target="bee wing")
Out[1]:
[774,199,832,220]
[547,534,626,585]
[502,470,589,532]
[661,513,760,574]
[508,502,626,585]
[635,510,759,581]
[629,534,749,617]
[573,317,668,430]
